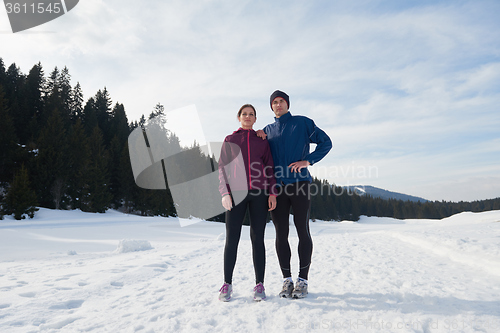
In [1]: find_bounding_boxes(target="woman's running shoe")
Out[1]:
[219,283,232,302]
[253,282,266,301]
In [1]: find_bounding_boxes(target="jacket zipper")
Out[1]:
[247,130,252,190]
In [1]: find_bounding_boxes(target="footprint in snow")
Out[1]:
[19,292,36,298]
[55,277,70,281]
[49,300,84,310]
[144,263,169,269]
[110,281,124,287]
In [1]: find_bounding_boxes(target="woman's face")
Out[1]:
[238,107,256,129]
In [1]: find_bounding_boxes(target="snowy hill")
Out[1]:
[1,209,500,332]
[344,185,428,202]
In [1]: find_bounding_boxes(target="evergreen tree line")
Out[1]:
[309,177,500,221]
[0,59,499,221]
[0,58,177,219]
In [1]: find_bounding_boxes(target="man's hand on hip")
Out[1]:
[289,161,310,173]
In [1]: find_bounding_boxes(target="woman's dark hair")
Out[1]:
[237,104,257,118]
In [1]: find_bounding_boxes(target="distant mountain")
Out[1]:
[343,185,428,202]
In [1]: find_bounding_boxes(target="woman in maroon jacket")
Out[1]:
[217,104,277,302]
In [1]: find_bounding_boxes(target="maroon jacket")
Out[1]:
[218,128,277,197]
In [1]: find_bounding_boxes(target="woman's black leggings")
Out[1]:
[271,181,312,280]
[223,190,268,285]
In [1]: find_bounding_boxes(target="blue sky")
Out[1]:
[1,0,499,202]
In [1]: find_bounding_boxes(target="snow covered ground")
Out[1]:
[1,209,500,332]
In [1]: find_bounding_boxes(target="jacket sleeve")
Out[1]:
[263,124,270,136]
[305,120,332,165]
[218,138,231,197]
[262,141,278,196]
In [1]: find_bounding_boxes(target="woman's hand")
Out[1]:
[289,160,310,173]
[222,195,233,211]
[268,195,277,211]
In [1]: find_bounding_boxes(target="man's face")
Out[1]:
[271,97,289,118]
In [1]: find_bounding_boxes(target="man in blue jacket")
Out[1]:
[259,90,332,298]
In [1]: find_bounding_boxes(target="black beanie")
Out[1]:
[270,90,290,110]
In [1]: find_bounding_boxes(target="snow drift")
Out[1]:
[1,209,500,332]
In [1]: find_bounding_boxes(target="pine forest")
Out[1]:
[0,59,499,221]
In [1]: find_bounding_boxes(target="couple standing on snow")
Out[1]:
[217,90,332,301]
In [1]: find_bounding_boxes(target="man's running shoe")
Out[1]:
[253,282,266,301]
[219,283,232,302]
[279,278,294,298]
[292,278,308,299]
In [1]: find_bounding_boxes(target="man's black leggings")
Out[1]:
[223,190,268,285]
[271,181,312,280]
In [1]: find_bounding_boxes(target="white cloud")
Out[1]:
[1,0,499,201]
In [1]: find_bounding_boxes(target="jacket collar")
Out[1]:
[233,127,256,134]
[275,111,292,123]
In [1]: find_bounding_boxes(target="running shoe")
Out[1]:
[292,278,308,299]
[219,283,232,302]
[279,278,294,298]
[253,282,266,301]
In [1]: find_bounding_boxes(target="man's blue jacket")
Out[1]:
[263,112,332,186]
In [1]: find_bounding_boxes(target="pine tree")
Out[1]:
[110,103,130,145]
[70,82,84,121]
[94,88,112,144]
[107,103,130,208]
[351,194,361,221]
[0,58,6,87]
[118,144,136,213]
[82,97,98,135]
[58,66,72,120]
[393,200,404,219]
[66,119,90,209]
[108,135,124,208]
[149,103,165,120]
[46,66,59,95]
[42,67,63,128]
[133,188,154,216]
[0,86,20,185]
[3,165,38,220]
[35,108,69,209]
[138,114,146,128]
[5,63,24,100]
[22,63,45,143]
[81,126,112,213]
[5,64,26,142]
